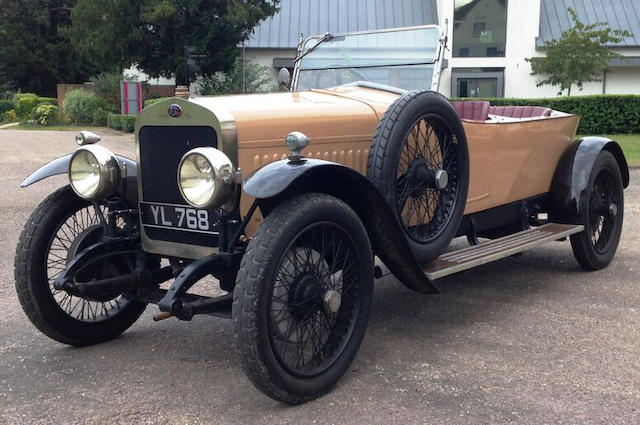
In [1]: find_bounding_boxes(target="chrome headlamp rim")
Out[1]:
[68,145,121,200]
[177,147,235,210]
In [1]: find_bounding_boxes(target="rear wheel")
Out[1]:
[233,193,373,404]
[367,91,469,264]
[14,186,147,346]
[570,151,624,270]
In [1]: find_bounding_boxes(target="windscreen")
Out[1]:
[297,26,440,91]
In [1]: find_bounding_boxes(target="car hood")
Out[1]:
[189,86,400,147]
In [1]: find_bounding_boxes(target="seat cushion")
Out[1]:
[488,105,552,118]
[452,100,490,122]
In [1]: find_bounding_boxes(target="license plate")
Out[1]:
[139,202,218,234]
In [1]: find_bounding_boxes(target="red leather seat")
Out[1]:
[488,105,552,118]
[452,100,490,122]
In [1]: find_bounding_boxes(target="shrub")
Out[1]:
[0,99,12,122]
[33,104,59,126]
[107,113,121,130]
[107,114,135,132]
[92,108,110,126]
[36,97,57,106]
[120,114,136,132]
[63,89,106,124]
[15,93,39,122]
[454,95,640,134]
[91,71,126,109]
[6,109,17,122]
[143,97,167,108]
[0,99,12,114]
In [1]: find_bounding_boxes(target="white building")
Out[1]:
[244,0,640,98]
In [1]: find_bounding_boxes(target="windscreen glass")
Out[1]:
[297,26,440,91]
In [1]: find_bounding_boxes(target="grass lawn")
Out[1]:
[587,134,640,167]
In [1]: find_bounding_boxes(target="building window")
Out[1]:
[472,22,486,38]
[453,0,507,58]
[451,68,504,98]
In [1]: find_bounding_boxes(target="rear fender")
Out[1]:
[21,154,139,204]
[244,158,439,294]
[550,136,629,222]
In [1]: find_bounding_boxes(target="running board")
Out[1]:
[424,223,584,280]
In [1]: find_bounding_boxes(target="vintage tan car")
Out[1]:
[15,26,629,404]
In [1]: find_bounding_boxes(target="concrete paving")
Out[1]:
[0,128,638,424]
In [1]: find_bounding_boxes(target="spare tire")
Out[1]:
[367,91,469,264]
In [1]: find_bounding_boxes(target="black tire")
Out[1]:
[232,193,374,404]
[367,90,470,264]
[570,151,624,270]
[14,186,147,346]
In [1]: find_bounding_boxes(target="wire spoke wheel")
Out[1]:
[367,91,469,265]
[588,169,619,254]
[269,222,361,377]
[395,114,458,243]
[569,151,624,271]
[47,205,131,322]
[15,186,147,346]
[233,193,373,404]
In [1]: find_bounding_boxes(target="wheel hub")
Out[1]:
[406,158,448,198]
[323,289,342,314]
[288,273,343,318]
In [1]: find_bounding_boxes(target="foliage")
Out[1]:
[90,71,138,109]
[14,94,40,122]
[0,99,13,121]
[33,104,59,126]
[107,113,136,132]
[6,109,18,122]
[0,1,97,97]
[70,0,279,84]
[458,95,640,134]
[0,70,17,100]
[37,97,58,106]
[527,8,633,96]
[143,97,168,108]
[120,115,136,132]
[63,89,107,124]
[91,108,111,126]
[199,58,275,95]
[107,113,122,130]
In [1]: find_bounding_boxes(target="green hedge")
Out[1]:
[107,113,135,132]
[107,113,121,130]
[120,115,136,132]
[15,93,39,122]
[11,93,58,123]
[143,97,167,108]
[455,95,640,134]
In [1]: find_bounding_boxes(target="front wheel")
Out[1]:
[233,193,374,404]
[570,151,624,270]
[14,186,147,346]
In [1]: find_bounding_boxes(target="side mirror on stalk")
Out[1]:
[278,68,291,90]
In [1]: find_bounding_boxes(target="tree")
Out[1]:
[199,57,275,95]
[70,0,279,84]
[527,8,632,96]
[0,0,97,96]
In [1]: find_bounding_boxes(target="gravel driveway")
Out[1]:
[0,129,638,424]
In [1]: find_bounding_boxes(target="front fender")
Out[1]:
[21,154,138,204]
[551,136,629,222]
[244,158,439,294]
[21,154,137,187]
